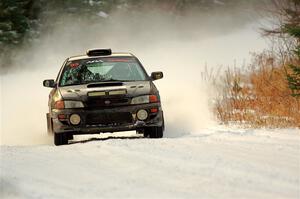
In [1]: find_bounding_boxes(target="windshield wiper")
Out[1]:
[90,78,133,82]
[61,83,83,87]
[106,78,137,82]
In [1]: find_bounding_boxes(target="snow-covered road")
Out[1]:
[1,128,299,199]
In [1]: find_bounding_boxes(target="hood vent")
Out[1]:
[87,82,123,88]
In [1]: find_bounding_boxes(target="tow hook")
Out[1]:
[134,121,146,127]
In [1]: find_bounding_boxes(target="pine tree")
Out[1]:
[283,2,300,97]
[265,0,300,98]
[287,46,300,97]
[0,0,39,45]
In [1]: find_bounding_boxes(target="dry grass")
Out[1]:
[212,52,300,128]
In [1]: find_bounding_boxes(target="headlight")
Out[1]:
[70,114,81,125]
[64,101,84,108]
[131,95,158,104]
[131,95,149,104]
[54,100,84,109]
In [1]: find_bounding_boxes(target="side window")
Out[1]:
[131,63,147,80]
[56,59,69,83]
[60,67,81,86]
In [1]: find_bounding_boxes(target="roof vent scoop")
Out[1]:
[86,49,112,56]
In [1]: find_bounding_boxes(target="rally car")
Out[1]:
[43,49,164,145]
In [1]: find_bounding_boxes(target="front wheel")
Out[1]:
[144,126,164,138]
[54,133,68,146]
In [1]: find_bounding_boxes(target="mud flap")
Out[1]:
[46,113,53,134]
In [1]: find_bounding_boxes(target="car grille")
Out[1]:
[86,112,133,125]
[86,97,129,108]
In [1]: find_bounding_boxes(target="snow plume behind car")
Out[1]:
[0,7,267,145]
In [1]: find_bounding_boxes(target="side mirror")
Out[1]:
[151,71,163,81]
[43,79,55,88]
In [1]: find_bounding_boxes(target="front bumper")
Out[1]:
[48,103,163,134]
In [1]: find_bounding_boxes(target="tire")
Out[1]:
[54,133,68,146]
[47,116,54,134]
[67,133,74,140]
[143,129,150,138]
[145,126,164,138]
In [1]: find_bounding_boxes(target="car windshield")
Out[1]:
[59,57,147,86]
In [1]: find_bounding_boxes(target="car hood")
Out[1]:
[58,81,151,101]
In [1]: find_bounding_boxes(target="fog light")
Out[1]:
[137,109,148,121]
[70,114,81,125]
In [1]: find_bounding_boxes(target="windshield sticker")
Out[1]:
[70,62,80,68]
[86,60,104,64]
[105,58,134,62]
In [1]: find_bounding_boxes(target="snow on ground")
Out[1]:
[0,128,299,199]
